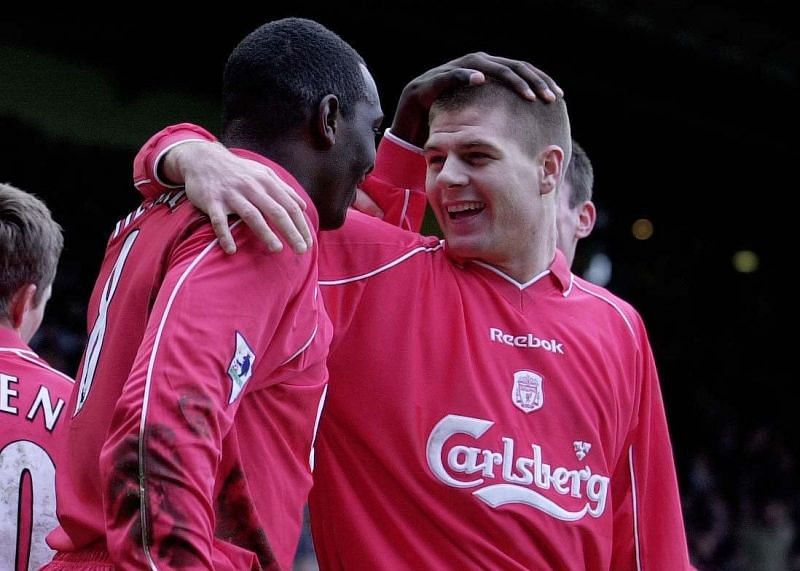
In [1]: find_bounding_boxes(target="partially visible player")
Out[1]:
[0,182,72,571]
[557,139,596,267]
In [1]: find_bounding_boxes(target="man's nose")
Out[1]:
[436,156,468,188]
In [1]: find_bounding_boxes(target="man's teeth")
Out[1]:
[447,202,484,213]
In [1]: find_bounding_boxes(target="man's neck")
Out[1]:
[447,242,557,285]
[487,245,556,284]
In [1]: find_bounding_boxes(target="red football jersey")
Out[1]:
[49,152,331,570]
[0,328,73,571]
[314,214,690,570]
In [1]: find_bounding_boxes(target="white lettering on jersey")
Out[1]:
[0,440,57,570]
[1,375,67,432]
[76,229,139,415]
[426,414,609,521]
[111,190,186,240]
[26,386,66,432]
[0,374,19,414]
[489,327,565,354]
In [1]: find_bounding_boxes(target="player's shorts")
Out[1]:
[40,549,114,570]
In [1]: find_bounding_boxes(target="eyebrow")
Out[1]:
[424,140,497,153]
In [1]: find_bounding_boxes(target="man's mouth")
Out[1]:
[447,201,485,220]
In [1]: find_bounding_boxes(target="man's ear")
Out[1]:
[540,145,565,196]
[8,283,37,330]
[314,94,340,150]
[576,200,597,239]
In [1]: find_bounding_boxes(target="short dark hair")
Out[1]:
[430,80,572,167]
[222,17,367,143]
[565,140,594,208]
[0,183,63,320]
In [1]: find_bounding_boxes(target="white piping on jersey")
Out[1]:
[382,128,421,231]
[399,189,411,230]
[281,323,318,366]
[309,384,328,471]
[137,220,242,570]
[0,346,38,359]
[573,282,636,339]
[134,178,152,188]
[0,348,74,384]
[319,242,444,285]
[563,274,575,297]
[471,261,551,290]
[629,446,642,571]
[384,129,424,155]
[152,139,210,189]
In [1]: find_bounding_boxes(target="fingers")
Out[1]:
[353,189,384,219]
[255,170,313,252]
[185,152,314,255]
[447,52,563,102]
[208,204,238,255]
[495,56,562,100]
[227,194,287,254]
[460,55,539,100]
[240,179,310,254]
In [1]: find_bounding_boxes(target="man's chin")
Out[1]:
[320,209,348,231]
[443,239,482,265]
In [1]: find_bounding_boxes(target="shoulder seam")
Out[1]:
[0,348,74,384]
[319,243,443,285]
[573,281,636,340]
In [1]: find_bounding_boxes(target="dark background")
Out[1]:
[1,4,796,567]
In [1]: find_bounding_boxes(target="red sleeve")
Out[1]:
[97,221,312,569]
[133,123,218,200]
[361,131,428,232]
[132,124,430,234]
[610,317,693,570]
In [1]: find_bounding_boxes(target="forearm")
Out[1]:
[132,123,312,254]
[98,259,228,568]
[100,388,219,569]
[97,226,251,569]
[363,130,427,231]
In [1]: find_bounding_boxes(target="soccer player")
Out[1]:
[131,63,692,569]
[557,139,597,267]
[0,183,72,571]
[44,18,382,570]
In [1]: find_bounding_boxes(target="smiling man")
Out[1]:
[309,81,690,570]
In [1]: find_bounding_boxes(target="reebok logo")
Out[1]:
[489,327,564,355]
